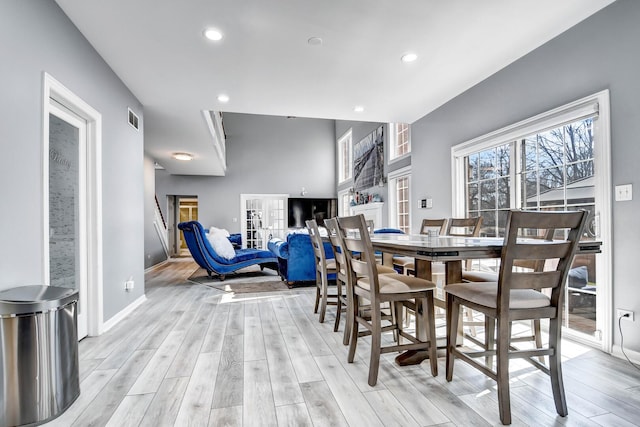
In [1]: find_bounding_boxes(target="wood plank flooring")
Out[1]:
[46,258,640,426]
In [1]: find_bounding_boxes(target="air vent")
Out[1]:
[128,108,139,130]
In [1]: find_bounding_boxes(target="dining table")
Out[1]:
[370,232,602,366]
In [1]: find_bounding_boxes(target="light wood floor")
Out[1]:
[46,258,640,426]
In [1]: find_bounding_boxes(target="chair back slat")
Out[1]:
[497,210,588,312]
[446,217,482,237]
[508,271,564,290]
[509,241,572,262]
[306,220,327,273]
[336,214,381,301]
[420,219,448,235]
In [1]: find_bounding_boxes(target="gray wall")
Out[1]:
[155,113,336,233]
[144,155,168,268]
[409,0,640,350]
[0,0,145,322]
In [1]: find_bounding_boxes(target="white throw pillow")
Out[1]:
[209,226,230,237]
[208,231,236,260]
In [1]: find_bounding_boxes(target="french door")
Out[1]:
[240,194,287,249]
[48,102,89,339]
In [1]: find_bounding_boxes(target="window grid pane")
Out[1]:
[396,176,410,233]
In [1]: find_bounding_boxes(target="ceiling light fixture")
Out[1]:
[203,28,223,41]
[353,105,364,113]
[217,94,229,103]
[401,52,418,63]
[307,37,323,46]
[172,152,194,161]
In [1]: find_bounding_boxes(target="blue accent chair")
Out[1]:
[178,221,278,281]
[268,232,335,286]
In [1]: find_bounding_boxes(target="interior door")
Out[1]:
[48,102,88,339]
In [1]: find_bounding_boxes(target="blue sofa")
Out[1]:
[268,231,336,286]
[178,221,278,280]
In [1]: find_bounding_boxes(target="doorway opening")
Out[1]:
[167,195,198,257]
[43,73,103,339]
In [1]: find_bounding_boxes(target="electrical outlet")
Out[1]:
[617,309,634,321]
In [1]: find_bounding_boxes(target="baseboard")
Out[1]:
[100,294,147,334]
[611,344,640,365]
[145,259,169,273]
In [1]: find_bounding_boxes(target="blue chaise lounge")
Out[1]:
[178,221,278,281]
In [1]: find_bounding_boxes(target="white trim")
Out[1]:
[387,165,412,231]
[144,259,169,273]
[337,129,353,184]
[337,188,350,216]
[101,295,147,334]
[450,90,612,352]
[611,345,640,366]
[44,72,104,337]
[388,122,411,163]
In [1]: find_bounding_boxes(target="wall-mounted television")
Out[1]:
[287,197,338,228]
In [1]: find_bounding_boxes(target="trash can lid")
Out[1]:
[0,285,79,316]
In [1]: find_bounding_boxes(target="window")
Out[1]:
[388,166,411,233]
[452,90,612,348]
[389,123,411,161]
[338,189,351,216]
[337,129,352,183]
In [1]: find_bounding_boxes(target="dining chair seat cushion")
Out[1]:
[377,264,398,275]
[392,255,414,267]
[445,282,551,309]
[357,274,435,294]
[324,259,337,271]
[462,270,499,282]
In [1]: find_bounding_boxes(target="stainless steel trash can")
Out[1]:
[0,285,80,427]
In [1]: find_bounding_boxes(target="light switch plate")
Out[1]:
[615,184,633,201]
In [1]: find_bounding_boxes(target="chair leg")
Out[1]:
[313,285,320,314]
[343,291,353,346]
[496,317,512,425]
[548,316,568,417]
[446,295,460,382]
[318,274,328,323]
[333,279,342,332]
[424,294,438,377]
[485,316,495,368]
[465,306,477,336]
[348,295,359,363]
[368,308,382,386]
[533,319,544,363]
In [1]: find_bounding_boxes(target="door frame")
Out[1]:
[43,72,103,337]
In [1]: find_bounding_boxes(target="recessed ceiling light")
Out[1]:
[308,37,323,46]
[173,152,193,161]
[401,53,418,63]
[354,105,364,113]
[203,28,223,41]
[217,94,229,103]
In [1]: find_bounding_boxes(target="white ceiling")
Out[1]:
[55,0,615,176]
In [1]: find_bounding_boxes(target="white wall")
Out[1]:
[0,0,145,322]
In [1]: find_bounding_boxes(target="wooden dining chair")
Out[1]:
[306,219,338,324]
[393,218,448,275]
[325,217,398,345]
[445,209,587,425]
[336,214,438,386]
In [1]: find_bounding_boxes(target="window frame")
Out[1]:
[388,122,411,163]
[451,90,612,351]
[337,129,353,184]
[388,165,412,232]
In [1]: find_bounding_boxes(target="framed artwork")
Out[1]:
[353,125,384,191]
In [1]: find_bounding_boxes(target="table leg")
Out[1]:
[395,259,463,366]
